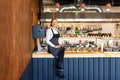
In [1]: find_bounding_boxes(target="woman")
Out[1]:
[46,18,65,78]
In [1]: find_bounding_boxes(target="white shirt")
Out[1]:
[46,27,60,47]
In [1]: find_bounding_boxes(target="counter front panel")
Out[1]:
[33,58,120,80]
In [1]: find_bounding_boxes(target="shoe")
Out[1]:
[58,75,66,78]
[56,73,65,78]
[56,70,65,78]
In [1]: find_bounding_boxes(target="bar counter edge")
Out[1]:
[32,52,120,58]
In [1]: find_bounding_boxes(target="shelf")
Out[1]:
[60,36,120,39]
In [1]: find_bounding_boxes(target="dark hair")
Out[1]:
[50,18,57,26]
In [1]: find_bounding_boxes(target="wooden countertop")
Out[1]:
[32,51,120,58]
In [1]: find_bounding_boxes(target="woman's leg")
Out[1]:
[55,47,65,78]
[56,47,65,69]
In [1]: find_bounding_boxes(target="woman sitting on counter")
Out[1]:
[46,18,65,78]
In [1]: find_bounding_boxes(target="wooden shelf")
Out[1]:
[60,36,120,39]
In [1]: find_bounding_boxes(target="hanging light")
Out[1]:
[106,3,111,8]
[80,3,86,12]
[80,3,86,8]
[105,3,111,12]
[55,3,60,11]
[55,3,60,8]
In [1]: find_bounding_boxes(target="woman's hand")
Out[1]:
[59,44,64,46]
[54,45,62,48]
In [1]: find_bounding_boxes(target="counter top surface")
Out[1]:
[32,51,120,58]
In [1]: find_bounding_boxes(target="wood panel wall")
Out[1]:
[0,0,32,80]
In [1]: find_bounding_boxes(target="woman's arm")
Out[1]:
[46,29,55,47]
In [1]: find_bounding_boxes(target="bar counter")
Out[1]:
[32,51,120,58]
[32,50,120,80]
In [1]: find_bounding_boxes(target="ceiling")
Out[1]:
[54,0,120,6]
[54,0,74,5]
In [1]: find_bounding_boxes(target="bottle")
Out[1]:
[75,27,80,36]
